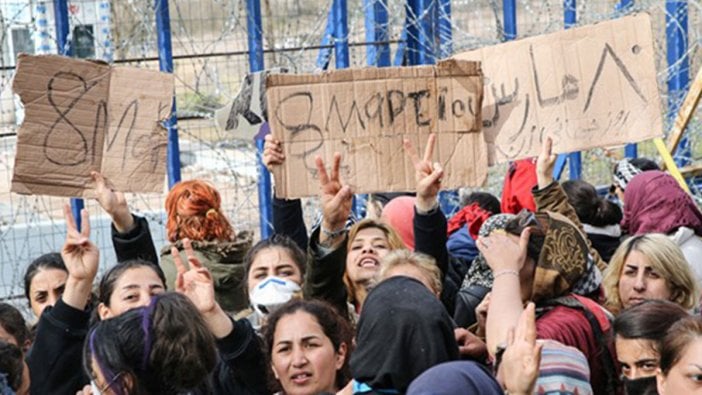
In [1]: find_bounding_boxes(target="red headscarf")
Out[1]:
[622,171,702,236]
[381,196,415,250]
[446,203,492,239]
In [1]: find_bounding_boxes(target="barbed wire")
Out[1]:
[0,0,700,317]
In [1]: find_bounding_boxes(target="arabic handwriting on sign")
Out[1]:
[529,45,579,108]
[45,72,101,166]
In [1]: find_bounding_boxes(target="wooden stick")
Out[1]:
[655,138,690,192]
[665,66,702,160]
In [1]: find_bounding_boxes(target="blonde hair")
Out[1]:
[603,233,698,313]
[344,219,406,307]
[378,250,442,295]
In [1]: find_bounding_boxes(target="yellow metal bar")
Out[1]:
[654,137,690,193]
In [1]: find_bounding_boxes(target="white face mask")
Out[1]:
[249,276,301,317]
[90,381,103,395]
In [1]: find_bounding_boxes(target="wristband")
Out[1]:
[493,269,519,279]
[321,224,346,239]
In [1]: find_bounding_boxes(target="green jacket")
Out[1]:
[160,231,253,313]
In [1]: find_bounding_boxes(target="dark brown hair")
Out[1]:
[614,299,688,354]
[659,316,702,375]
[262,299,353,390]
[0,303,30,350]
[562,180,622,227]
[85,293,217,395]
[243,234,307,290]
[98,260,167,307]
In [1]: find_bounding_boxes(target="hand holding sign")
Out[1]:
[262,133,285,173]
[404,133,444,212]
[92,171,134,233]
[536,137,557,189]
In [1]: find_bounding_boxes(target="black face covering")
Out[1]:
[622,375,658,395]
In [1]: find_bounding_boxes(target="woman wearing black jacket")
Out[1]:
[27,205,268,395]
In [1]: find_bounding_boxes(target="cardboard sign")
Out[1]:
[453,13,663,164]
[215,68,287,140]
[266,59,486,198]
[11,55,173,197]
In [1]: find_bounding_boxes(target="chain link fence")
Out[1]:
[0,0,700,318]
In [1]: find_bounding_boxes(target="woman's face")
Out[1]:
[271,311,346,395]
[346,227,390,287]
[657,338,702,395]
[247,247,303,293]
[616,336,659,380]
[29,268,68,318]
[98,266,166,320]
[618,250,673,309]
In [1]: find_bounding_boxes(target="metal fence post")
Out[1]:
[503,0,517,41]
[53,0,84,229]
[365,0,390,67]
[666,0,691,167]
[438,0,452,58]
[333,0,350,69]
[617,0,638,158]
[564,0,582,180]
[246,0,273,238]
[407,0,436,65]
[155,0,181,192]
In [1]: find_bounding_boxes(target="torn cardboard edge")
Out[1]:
[11,54,174,198]
[266,59,488,198]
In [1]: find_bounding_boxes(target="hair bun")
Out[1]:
[205,208,218,219]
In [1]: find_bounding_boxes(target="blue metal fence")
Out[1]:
[148,0,693,229]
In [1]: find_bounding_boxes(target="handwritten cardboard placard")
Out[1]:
[266,59,486,199]
[453,13,663,164]
[11,54,173,197]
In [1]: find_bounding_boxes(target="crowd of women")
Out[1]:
[2,133,702,395]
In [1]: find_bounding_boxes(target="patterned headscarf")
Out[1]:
[612,158,642,191]
[461,214,516,290]
[462,212,600,301]
[528,211,595,302]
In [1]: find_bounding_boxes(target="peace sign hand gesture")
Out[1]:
[172,239,216,315]
[61,204,99,282]
[173,239,234,338]
[404,133,443,212]
[60,204,99,310]
[316,153,353,236]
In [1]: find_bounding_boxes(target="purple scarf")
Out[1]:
[622,171,702,236]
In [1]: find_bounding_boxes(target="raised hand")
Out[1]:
[173,238,233,338]
[61,204,99,282]
[403,133,443,212]
[536,137,557,189]
[316,153,352,236]
[476,228,530,273]
[60,204,99,310]
[92,171,134,233]
[499,303,543,395]
[263,133,285,173]
[172,239,216,315]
